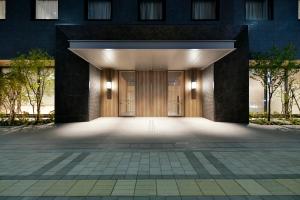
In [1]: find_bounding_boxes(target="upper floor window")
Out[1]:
[192,0,218,20]
[298,0,300,19]
[0,0,5,19]
[245,0,272,20]
[35,0,58,20]
[88,0,112,20]
[139,0,164,20]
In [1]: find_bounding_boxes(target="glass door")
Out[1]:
[119,71,136,116]
[168,71,184,116]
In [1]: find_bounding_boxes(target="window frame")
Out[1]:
[138,0,166,21]
[298,0,300,20]
[33,0,59,21]
[85,0,112,21]
[245,0,273,21]
[191,0,220,21]
[0,0,6,20]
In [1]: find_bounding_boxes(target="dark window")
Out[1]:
[245,0,272,20]
[35,0,58,19]
[0,0,6,19]
[298,0,300,19]
[192,0,218,20]
[88,0,112,20]
[139,0,164,20]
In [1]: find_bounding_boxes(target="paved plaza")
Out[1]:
[0,118,300,199]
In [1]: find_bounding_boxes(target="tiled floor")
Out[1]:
[0,118,300,199]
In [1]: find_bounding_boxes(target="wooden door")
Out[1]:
[168,71,185,116]
[152,71,168,117]
[119,71,136,116]
[136,71,167,117]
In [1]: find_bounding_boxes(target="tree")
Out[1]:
[278,45,300,118]
[250,48,285,122]
[11,49,53,123]
[0,70,24,124]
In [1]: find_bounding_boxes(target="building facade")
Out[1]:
[0,0,300,123]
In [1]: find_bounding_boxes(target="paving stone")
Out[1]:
[196,180,225,196]
[236,180,271,195]
[0,180,37,196]
[276,179,300,195]
[156,180,179,196]
[216,180,248,195]
[89,180,116,196]
[66,180,97,196]
[257,180,294,195]
[176,179,202,196]
[134,180,156,196]
[43,180,76,196]
[0,180,19,193]
[111,180,136,196]
[22,180,57,196]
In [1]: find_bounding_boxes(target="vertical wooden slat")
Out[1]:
[152,71,167,117]
[185,70,202,117]
[100,69,119,117]
[136,71,168,117]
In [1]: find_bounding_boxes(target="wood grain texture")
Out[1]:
[185,70,203,117]
[119,71,136,116]
[100,69,119,117]
[136,71,152,117]
[136,71,167,117]
[168,71,185,116]
[152,71,168,117]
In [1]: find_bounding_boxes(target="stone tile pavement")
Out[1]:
[0,118,300,199]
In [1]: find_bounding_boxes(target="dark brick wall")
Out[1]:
[55,28,90,123]
[213,27,249,123]
[202,65,215,121]
[0,0,299,58]
[88,65,101,121]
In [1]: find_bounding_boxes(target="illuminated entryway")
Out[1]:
[68,40,236,118]
[55,25,249,123]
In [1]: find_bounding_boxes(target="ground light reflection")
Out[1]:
[53,117,254,140]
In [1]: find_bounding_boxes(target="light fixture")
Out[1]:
[106,81,112,90]
[191,70,197,100]
[106,69,113,99]
[191,81,197,90]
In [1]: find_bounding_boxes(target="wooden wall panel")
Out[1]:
[100,69,119,117]
[136,71,167,117]
[185,70,203,117]
[136,71,152,117]
[152,71,167,117]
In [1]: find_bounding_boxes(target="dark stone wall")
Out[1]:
[55,28,90,123]
[88,65,101,121]
[0,0,299,59]
[213,27,249,123]
[202,65,215,121]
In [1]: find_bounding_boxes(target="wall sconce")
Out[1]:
[191,70,197,99]
[106,70,112,99]
[106,80,112,99]
[191,81,197,90]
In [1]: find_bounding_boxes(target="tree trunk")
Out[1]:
[283,69,289,119]
[36,100,41,123]
[267,90,272,122]
[264,74,268,113]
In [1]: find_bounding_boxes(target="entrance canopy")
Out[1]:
[69,40,236,70]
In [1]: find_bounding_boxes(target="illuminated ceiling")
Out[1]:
[69,40,236,70]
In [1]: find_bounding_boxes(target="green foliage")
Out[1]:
[10,49,54,123]
[0,49,54,126]
[250,44,300,121]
